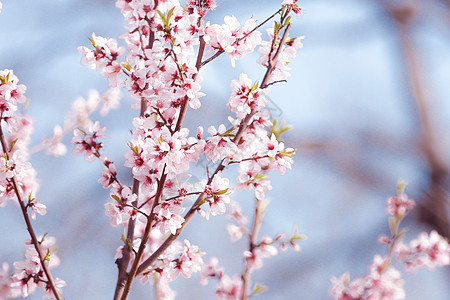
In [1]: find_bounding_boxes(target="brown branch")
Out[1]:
[382,1,450,239]
[241,197,264,300]
[200,8,283,68]
[0,126,62,300]
[135,19,294,277]
[113,3,159,298]
[120,171,167,300]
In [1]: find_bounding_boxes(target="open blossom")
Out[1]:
[169,240,205,280]
[0,69,27,119]
[197,173,232,216]
[28,199,47,220]
[397,230,450,272]
[204,124,238,163]
[330,255,405,300]
[42,277,66,300]
[154,201,185,235]
[228,73,268,119]
[244,236,278,272]
[9,237,63,298]
[205,15,262,67]
[227,224,245,242]
[215,274,243,300]
[386,192,415,217]
[200,257,224,285]
[71,121,106,162]
[257,28,304,82]
[42,125,67,157]
[282,0,303,16]
[104,185,137,226]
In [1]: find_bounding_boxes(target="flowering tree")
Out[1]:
[0,0,449,300]
[0,0,304,299]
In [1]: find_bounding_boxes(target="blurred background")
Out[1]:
[0,0,449,299]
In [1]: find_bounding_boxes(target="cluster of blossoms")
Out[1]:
[330,183,450,300]
[0,70,64,299]
[0,237,65,299]
[40,87,121,157]
[73,0,304,298]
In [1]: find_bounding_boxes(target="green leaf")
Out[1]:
[222,126,235,137]
[120,234,127,244]
[112,195,122,204]
[157,10,167,27]
[396,180,407,195]
[199,194,206,206]
[10,139,18,151]
[44,249,51,262]
[252,283,268,296]
[290,224,307,241]
[167,7,175,23]
[215,188,229,196]
[122,61,132,72]
[250,81,259,93]
[284,16,292,26]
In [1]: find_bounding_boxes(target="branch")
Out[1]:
[0,125,62,300]
[200,8,283,68]
[135,18,294,277]
[382,1,450,239]
[241,196,264,300]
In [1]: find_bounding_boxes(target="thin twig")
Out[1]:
[0,126,62,300]
[241,196,264,300]
[135,16,293,278]
[200,8,283,67]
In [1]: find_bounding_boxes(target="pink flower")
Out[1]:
[330,255,406,300]
[42,125,67,157]
[226,224,245,242]
[205,124,237,163]
[282,0,303,16]
[200,257,224,285]
[397,230,450,272]
[28,199,47,220]
[198,173,232,216]
[386,193,415,217]
[154,201,185,235]
[215,274,242,300]
[42,277,66,300]
[104,185,137,226]
[71,121,106,162]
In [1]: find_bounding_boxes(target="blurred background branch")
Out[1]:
[381,0,450,239]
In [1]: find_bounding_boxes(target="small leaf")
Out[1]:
[120,234,127,244]
[44,249,51,262]
[215,188,229,196]
[167,7,175,23]
[250,81,259,93]
[284,16,292,26]
[10,139,18,151]
[222,126,235,137]
[252,283,268,296]
[112,195,122,204]
[157,10,167,26]
[122,61,132,72]
[199,194,206,206]
[291,224,307,241]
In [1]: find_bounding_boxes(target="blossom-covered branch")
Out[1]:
[0,70,64,299]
